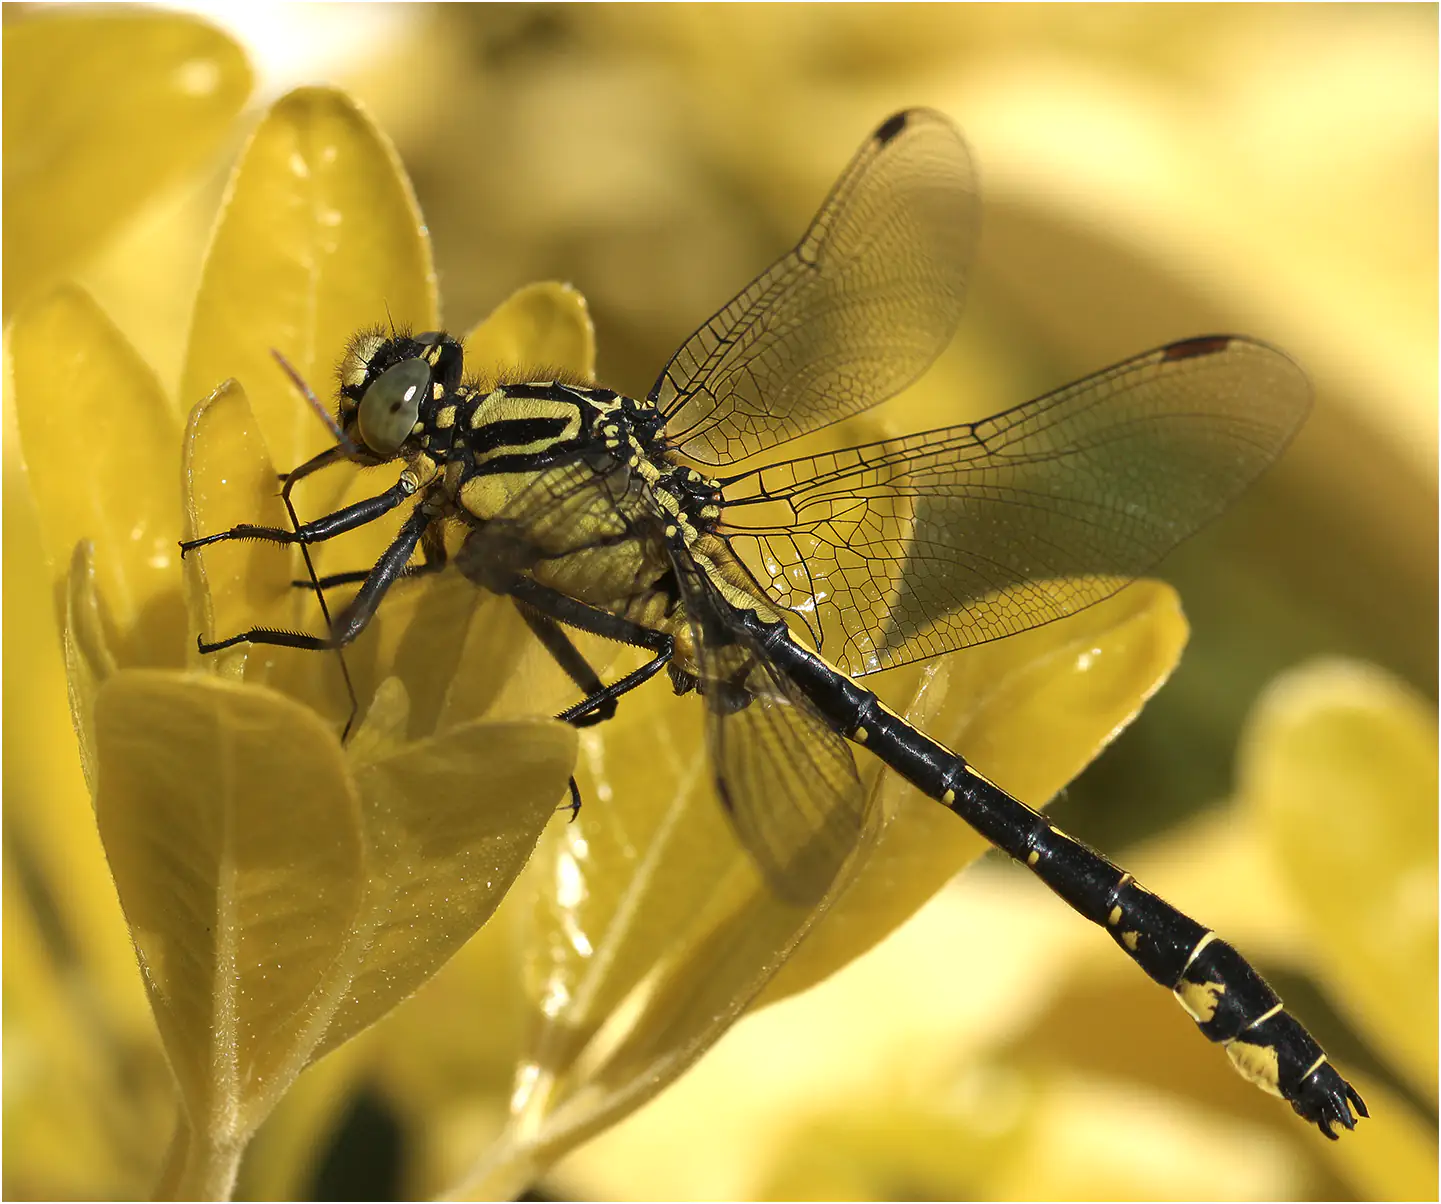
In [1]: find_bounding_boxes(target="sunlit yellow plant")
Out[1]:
[11,78,587,1198]
[533,659,1435,1203]
[5,12,1271,1202]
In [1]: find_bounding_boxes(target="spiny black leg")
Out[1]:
[292,560,445,593]
[517,606,617,727]
[292,520,448,593]
[293,569,374,592]
[179,474,417,557]
[195,505,429,654]
[454,528,675,726]
[559,777,583,821]
[505,577,674,726]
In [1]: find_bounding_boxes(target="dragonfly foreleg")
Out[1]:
[192,504,429,654]
[180,473,418,556]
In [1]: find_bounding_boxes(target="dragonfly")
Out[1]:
[181,108,1366,1137]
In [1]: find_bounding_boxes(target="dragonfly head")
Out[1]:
[335,327,464,462]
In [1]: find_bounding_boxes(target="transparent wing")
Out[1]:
[718,336,1312,677]
[453,450,867,903]
[452,453,654,612]
[672,546,865,905]
[652,108,976,466]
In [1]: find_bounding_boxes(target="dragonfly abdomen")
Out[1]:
[742,608,1366,1138]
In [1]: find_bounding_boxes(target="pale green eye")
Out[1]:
[357,359,429,455]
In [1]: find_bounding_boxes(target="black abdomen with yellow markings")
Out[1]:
[181,107,1366,1138]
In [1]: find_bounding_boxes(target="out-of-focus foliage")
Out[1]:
[551,660,1437,1202]
[8,67,581,1197]
[446,582,1187,1201]
[2,7,251,316]
[5,4,1434,1202]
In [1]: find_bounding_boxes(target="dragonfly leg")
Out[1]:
[180,472,418,556]
[498,576,674,726]
[193,504,430,654]
[291,522,450,593]
[515,606,620,727]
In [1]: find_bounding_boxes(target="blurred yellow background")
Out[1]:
[5,4,1435,1200]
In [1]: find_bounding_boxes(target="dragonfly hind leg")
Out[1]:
[516,606,620,728]
[453,533,675,727]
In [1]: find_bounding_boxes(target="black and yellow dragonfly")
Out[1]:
[182,109,1366,1137]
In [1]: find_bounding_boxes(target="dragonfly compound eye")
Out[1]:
[357,358,430,456]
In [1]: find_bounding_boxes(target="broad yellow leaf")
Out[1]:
[180,378,311,700]
[1241,659,1438,1102]
[3,9,251,314]
[63,541,118,792]
[463,282,597,384]
[457,583,1187,1195]
[182,85,437,476]
[94,669,576,1198]
[8,284,184,659]
[313,712,578,1059]
[94,672,365,1199]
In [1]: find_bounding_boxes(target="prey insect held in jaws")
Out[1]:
[180,108,1366,1136]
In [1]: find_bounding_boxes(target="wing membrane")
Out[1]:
[652,108,976,465]
[719,336,1311,677]
[452,453,654,611]
[672,546,865,904]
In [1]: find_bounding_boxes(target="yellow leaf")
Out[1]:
[64,541,118,792]
[770,579,1189,999]
[93,667,576,1196]
[1240,659,1438,1103]
[463,282,597,383]
[182,85,437,477]
[313,714,578,1059]
[180,378,305,696]
[8,284,185,661]
[2,8,251,314]
[456,584,1187,1195]
[94,671,366,1197]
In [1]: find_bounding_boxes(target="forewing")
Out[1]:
[719,336,1311,677]
[672,549,866,905]
[652,109,976,466]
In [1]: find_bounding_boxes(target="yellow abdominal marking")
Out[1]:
[1181,930,1217,972]
[1225,1040,1284,1096]
[1175,978,1226,1024]
[1121,931,1139,950]
[1107,905,1122,926]
[964,763,998,788]
[1026,850,1039,867]
[854,726,868,744]
[1252,1001,1284,1026]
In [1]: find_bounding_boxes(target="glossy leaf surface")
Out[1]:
[182,86,437,476]
[3,9,251,313]
[457,582,1188,1195]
